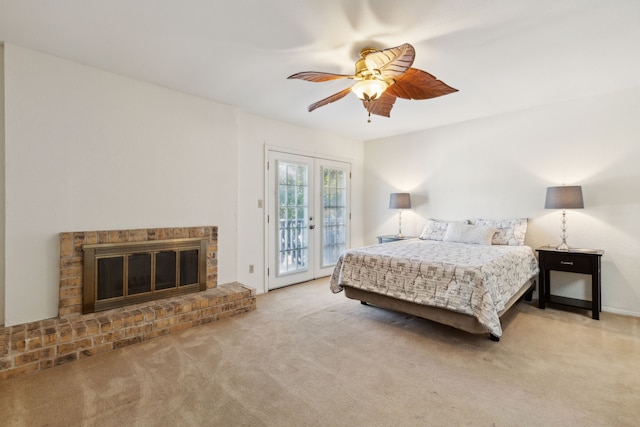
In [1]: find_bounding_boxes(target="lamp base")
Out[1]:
[556,210,571,251]
[396,210,403,239]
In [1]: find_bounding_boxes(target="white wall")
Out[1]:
[2,44,365,326]
[235,112,364,294]
[3,44,239,325]
[364,87,640,317]
[0,43,5,325]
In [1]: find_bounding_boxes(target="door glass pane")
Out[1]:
[277,162,309,275]
[322,167,347,266]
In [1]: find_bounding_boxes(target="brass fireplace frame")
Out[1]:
[83,238,207,314]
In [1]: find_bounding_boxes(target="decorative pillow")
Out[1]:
[419,219,469,241]
[442,223,496,245]
[470,218,528,246]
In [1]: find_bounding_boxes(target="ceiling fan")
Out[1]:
[288,43,458,122]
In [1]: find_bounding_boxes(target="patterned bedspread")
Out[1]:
[330,239,539,337]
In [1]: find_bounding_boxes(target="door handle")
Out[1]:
[309,225,315,230]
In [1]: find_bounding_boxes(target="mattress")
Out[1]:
[330,239,539,337]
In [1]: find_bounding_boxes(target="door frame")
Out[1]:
[264,145,352,291]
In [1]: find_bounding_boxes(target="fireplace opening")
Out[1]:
[83,238,207,314]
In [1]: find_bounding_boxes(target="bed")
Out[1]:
[329,218,540,341]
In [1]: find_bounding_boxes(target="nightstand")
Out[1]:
[376,235,417,244]
[536,246,604,319]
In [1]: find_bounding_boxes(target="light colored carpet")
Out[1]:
[1,278,639,426]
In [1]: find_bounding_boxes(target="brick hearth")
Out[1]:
[0,282,256,380]
[0,225,257,381]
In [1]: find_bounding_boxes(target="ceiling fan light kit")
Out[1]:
[288,43,457,122]
[351,79,389,101]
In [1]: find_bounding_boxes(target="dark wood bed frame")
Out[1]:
[343,279,536,342]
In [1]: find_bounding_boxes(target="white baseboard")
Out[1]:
[602,306,640,318]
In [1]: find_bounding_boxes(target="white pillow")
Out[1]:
[419,219,469,241]
[470,218,528,246]
[442,223,496,245]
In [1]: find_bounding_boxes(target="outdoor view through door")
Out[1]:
[277,161,310,276]
[267,151,350,290]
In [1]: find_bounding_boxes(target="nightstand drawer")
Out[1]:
[544,253,592,274]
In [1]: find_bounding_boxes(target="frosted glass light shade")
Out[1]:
[352,79,389,100]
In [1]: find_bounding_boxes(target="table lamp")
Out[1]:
[544,185,584,250]
[389,193,411,237]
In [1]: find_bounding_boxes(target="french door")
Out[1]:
[267,150,350,290]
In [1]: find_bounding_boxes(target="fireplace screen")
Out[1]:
[83,238,207,313]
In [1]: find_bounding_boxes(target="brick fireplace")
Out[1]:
[60,226,218,316]
[0,226,256,381]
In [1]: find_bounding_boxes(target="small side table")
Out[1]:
[376,235,417,244]
[536,246,604,319]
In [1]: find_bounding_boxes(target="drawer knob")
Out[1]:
[560,261,574,265]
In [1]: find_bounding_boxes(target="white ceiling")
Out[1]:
[1,0,640,141]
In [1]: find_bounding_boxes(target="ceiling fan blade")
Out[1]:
[363,92,397,118]
[288,71,355,83]
[364,43,415,80]
[386,68,458,100]
[308,87,353,112]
